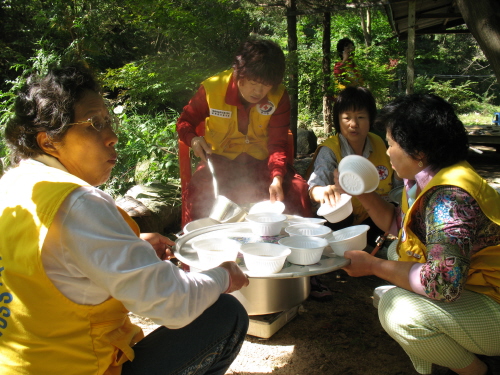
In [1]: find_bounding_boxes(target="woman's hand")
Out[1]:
[269,175,284,202]
[342,250,379,277]
[140,232,176,261]
[218,261,250,293]
[310,184,343,207]
[191,136,212,162]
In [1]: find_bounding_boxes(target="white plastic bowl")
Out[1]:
[286,216,327,225]
[327,225,370,256]
[191,238,241,268]
[317,194,353,223]
[245,213,287,236]
[338,155,379,195]
[285,223,332,238]
[183,217,220,234]
[240,243,291,275]
[248,200,285,214]
[278,236,328,265]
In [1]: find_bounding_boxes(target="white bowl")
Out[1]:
[286,216,327,225]
[338,155,379,195]
[191,238,241,268]
[240,243,291,275]
[245,213,287,236]
[183,217,220,234]
[327,225,370,256]
[248,200,285,214]
[285,223,332,238]
[317,194,353,223]
[278,236,328,265]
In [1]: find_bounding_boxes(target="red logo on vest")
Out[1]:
[257,100,276,116]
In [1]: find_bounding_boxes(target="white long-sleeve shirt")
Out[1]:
[32,157,229,329]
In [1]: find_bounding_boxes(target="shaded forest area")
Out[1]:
[1,0,499,198]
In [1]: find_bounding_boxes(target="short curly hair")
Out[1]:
[333,86,377,134]
[374,94,469,170]
[5,63,100,163]
[232,37,285,89]
[336,38,354,60]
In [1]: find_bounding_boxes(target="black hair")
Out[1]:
[232,37,285,89]
[5,63,100,163]
[375,94,469,169]
[336,38,355,60]
[333,86,377,133]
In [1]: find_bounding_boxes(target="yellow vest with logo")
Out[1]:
[312,133,393,224]
[397,161,500,303]
[0,162,143,374]
[202,69,286,160]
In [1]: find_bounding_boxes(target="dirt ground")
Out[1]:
[130,145,500,375]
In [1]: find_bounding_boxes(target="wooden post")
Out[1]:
[322,12,333,135]
[406,0,416,94]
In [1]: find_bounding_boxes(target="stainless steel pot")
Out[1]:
[231,276,310,316]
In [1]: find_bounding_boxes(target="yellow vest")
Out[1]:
[202,69,286,160]
[397,161,500,303]
[0,162,143,374]
[311,133,394,224]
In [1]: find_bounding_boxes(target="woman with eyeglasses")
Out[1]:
[0,64,249,375]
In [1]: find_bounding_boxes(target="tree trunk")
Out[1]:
[322,12,333,135]
[456,0,500,85]
[406,0,416,94]
[360,7,372,47]
[286,0,298,157]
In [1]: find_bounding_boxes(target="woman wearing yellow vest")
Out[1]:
[177,38,312,224]
[341,94,500,375]
[0,64,249,375]
[308,87,399,245]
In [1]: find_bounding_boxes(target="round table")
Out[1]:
[174,222,350,315]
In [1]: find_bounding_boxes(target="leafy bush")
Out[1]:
[102,109,181,198]
[414,76,496,115]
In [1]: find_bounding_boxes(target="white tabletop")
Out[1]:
[174,222,350,279]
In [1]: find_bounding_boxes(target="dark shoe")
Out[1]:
[309,276,333,302]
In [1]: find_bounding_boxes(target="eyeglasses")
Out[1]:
[67,114,119,133]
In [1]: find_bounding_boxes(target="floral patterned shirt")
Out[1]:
[404,185,500,302]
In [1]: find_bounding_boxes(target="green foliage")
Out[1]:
[103,109,180,197]
[414,76,496,115]
[0,44,65,165]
